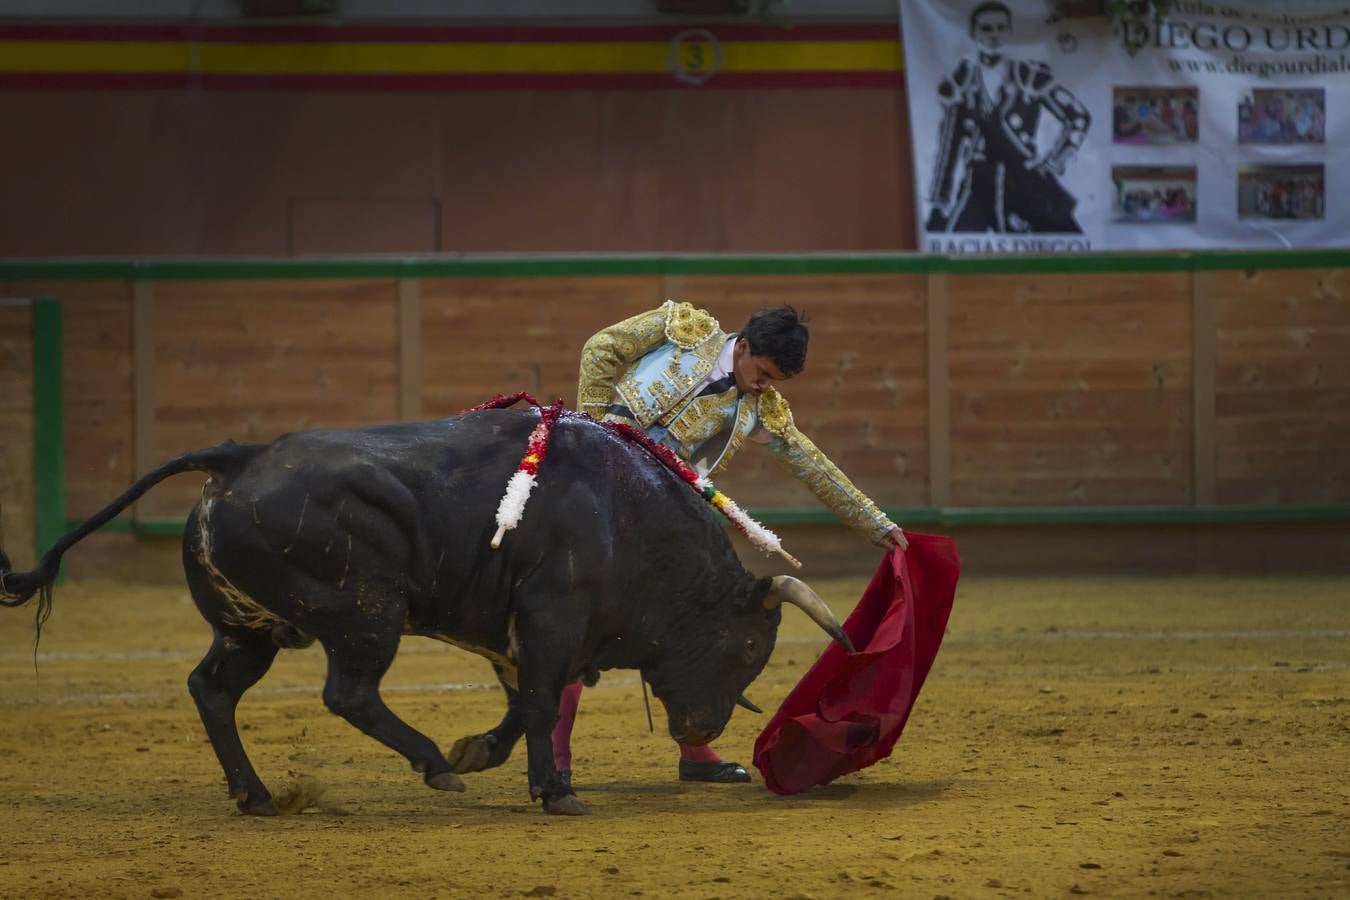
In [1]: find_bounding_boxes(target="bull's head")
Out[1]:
[644,575,854,746]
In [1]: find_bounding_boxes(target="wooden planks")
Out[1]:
[150,279,401,511]
[948,272,1194,506]
[0,302,35,567]
[398,279,423,421]
[132,281,156,517]
[1213,268,1350,504]
[927,272,950,507]
[419,275,663,416]
[1192,270,1217,505]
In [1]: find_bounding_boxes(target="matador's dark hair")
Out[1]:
[740,306,809,376]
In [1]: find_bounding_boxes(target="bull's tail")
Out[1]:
[0,441,266,639]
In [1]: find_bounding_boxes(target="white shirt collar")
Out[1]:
[691,336,740,398]
[711,335,737,380]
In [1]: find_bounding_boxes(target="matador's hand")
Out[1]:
[885,527,909,552]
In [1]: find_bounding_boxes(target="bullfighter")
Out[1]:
[557,300,908,784]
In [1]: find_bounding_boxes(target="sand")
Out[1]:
[1,571,1347,898]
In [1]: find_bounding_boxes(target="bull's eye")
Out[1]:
[743,637,759,662]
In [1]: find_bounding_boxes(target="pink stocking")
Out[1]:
[552,679,583,770]
[678,742,722,763]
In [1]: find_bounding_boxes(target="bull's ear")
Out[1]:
[745,576,775,612]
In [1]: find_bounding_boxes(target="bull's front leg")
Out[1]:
[516,651,589,817]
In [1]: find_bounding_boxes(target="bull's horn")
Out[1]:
[736,695,763,714]
[763,575,856,654]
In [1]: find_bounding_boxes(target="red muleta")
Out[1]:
[753,534,960,795]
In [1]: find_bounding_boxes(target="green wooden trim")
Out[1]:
[754,506,941,525]
[66,517,183,536]
[928,505,1350,526]
[756,505,1350,526]
[77,504,1350,539]
[33,298,65,565]
[939,253,1195,275]
[133,518,184,536]
[2,249,1349,282]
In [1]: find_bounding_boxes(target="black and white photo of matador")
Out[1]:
[926,1,1091,234]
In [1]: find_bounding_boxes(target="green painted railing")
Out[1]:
[68,503,1350,538]
[1,247,1350,283]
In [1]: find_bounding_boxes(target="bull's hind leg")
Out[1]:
[319,628,464,793]
[187,629,280,815]
[447,663,525,774]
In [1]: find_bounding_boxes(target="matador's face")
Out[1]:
[732,339,788,398]
[971,11,1011,53]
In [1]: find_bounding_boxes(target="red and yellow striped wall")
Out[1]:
[0,23,903,90]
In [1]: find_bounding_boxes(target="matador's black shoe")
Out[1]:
[558,769,573,788]
[678,759,752,783]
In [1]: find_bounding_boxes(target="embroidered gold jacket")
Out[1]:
[577,300,896,545]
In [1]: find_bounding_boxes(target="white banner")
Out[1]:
[901,0,1349,252]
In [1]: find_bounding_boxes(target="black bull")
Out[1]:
[1,409,852,816]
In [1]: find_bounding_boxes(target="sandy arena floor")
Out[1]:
[1,569,1347,899]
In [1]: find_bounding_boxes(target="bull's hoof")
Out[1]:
[425,771,466,793]
[237,796,281,817]
[543,794,591,817]
[446,734,495,773]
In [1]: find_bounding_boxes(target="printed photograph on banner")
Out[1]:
[1111,166,1197,224]
[923,0,1092,236]
[1112,86,1198,145]
[1237,165,1325,221]
[1238,88,1326,145]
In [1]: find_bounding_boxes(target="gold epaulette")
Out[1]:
[757,387,793,437]
[663,300,719,350]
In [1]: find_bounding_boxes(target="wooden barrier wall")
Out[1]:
[1212,268,1350,505]
[0,302,34,568]
[148,279,403,514]
[948,272,1194,506]
[2,261,1348,578]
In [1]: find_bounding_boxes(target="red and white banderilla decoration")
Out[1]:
[472,393,799,568]
[486,397,563,549]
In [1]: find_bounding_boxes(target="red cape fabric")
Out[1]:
[752,534,960,795]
